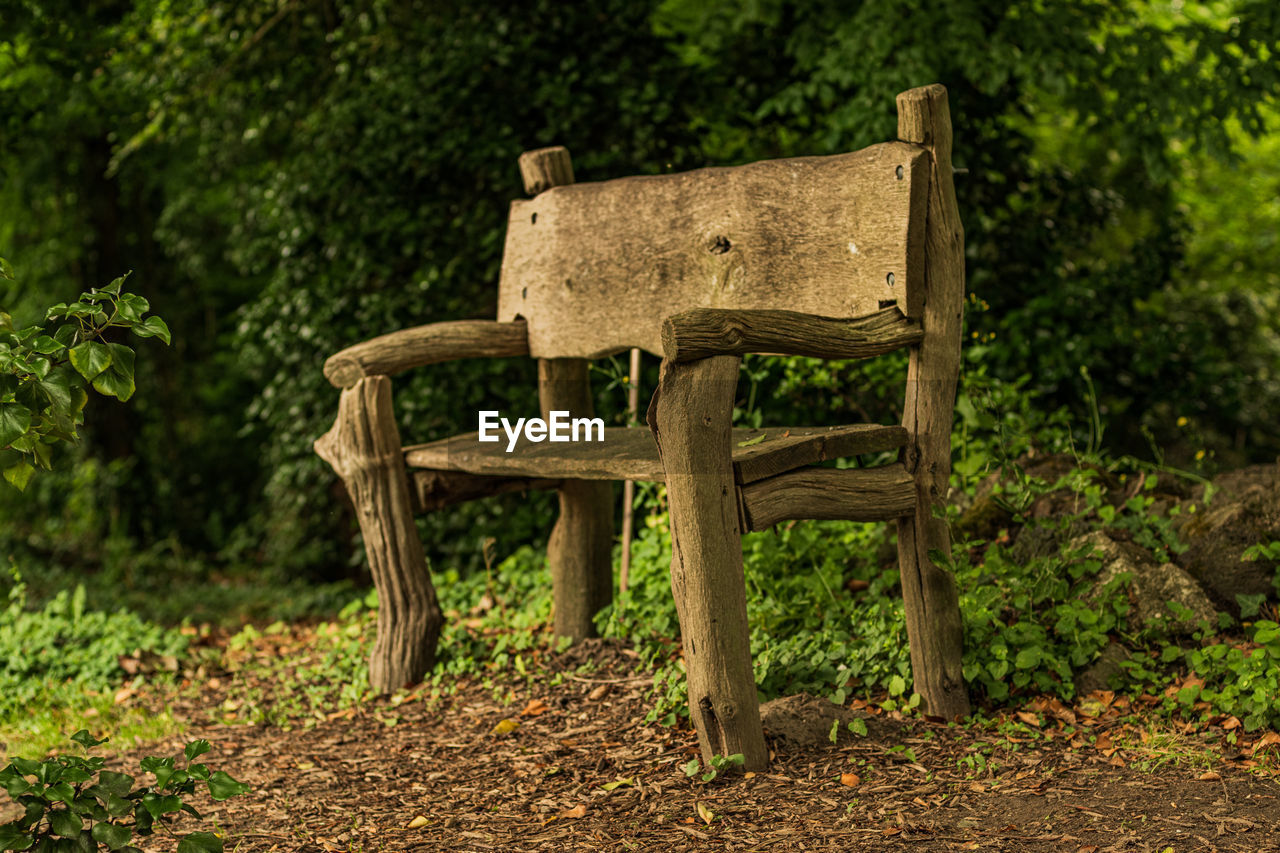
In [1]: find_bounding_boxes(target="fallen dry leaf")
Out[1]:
[491,718,520,736]
[521,699,549,717]
[696,801,715,825]
[559,804,587,819]
[1016,711,1042,728]
[1198,771,1222,781]
[587,684,609,702]
[840,773,861,787]
[406,816,429,829]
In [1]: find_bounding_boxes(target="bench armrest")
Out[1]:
[660,306,921,364]
[324,319,529,388]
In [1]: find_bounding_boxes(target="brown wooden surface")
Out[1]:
[409,469,560,513]
[498,143,928,359]
[314,376,443,692]
[648,355,768,770]
[661,306,923,363]
[520,147,617,643]
[740,465,916,531]
[323,320,529,389]
[895,84,970,720]
[403,423,906,484]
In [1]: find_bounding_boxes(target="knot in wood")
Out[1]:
[708,235,732,254]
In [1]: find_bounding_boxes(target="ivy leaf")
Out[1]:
[48,809,82,837]
[0,823,34,851]
[888,674,907,697]
[68,341,112,382]
[91,824,132,851]
[69,730,107,750]
[96,771,133,798]
[101,273,129,295]
[4,462,34,491]
[91,344,135,402]
[0,403,32,447]
[176,832,223,853]
[0,257,14,281]
[183,740,211,761]
[206,771,249,801]
[132,316,171,345]
[116,293,149,324]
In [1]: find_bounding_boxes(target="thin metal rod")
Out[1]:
[619,347,642,592]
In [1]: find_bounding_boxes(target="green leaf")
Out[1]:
[69,731,107,750]
[3,462,35,491]
[1014,647,1042,669]
[736,432,767,447]
[103,793,132,817]
[183,740,211,762]
[206,771,249,801]
[44,782,75,803]
[176,832,222,853]
[681,758,701,778]
[132,316,171,345]
[91,824,132,851]
[887,674,907,697]
[90,344,135,402]
[140,792,182,818]
[115,293,149,324]
[100,274,128,295]
[0,766,31,797]
[0,403,31,447]
[0,823,34,851]
[0,257,14,281]
[96,771,134,798]
[68,341,112,382]
[848,718,868,737]
[48,810,82,837]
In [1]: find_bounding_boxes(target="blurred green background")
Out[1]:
[2,0,1277,597]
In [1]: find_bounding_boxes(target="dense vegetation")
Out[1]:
[2,0,1280,760]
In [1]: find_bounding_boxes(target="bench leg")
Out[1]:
[315,375,444,692]
[649,355,768,771]
[539,358,615,640]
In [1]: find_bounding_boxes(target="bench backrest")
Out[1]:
[497,142,931,359]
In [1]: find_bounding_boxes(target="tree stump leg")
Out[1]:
[315,375,444,692]
[649,355,767,770]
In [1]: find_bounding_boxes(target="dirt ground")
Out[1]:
[102,639,1280,853]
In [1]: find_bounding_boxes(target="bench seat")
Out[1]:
[403,423,906,484]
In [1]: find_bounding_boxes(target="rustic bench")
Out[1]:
[316,84,970,769]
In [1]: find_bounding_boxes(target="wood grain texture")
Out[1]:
[323,320,529,389]
[518,146,574,195]
[661,306,922,363]
[409,469,560,513]
[895,84,970,720]
[498,143,929,359]
[403,424,907,484]
[648,355,767,770]
[314,376,443,692]
[740,465,915,531]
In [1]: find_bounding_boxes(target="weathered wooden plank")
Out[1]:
[739,465,916,531]
[323,320,529,389]
[402,424,907,483]
[648,354,767,770]
[314,376,443,692]
[661,306,922,363]
[409,469,560,513]
[895,84,970,720]
[498,142,929,359]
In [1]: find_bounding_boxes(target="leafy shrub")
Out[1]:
[0,571,188,722]
[0,730,248,853]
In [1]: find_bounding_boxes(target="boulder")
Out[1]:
[1174,463,1280,616]
[1072,530,1216,633]
[760,693,886,747]
[1073,640,1132,696]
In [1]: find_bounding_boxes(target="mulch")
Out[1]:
[109,639,1280,853]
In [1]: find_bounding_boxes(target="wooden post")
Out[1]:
[315,375,444,692]
[521,146,616,640]
[648,355,768,770]
[895,84,971,720]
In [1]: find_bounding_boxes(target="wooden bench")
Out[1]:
[316,84,970,769]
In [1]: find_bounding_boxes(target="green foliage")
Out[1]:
[0,267,168,490]
[0,731,248,852]
[681,752,745,783]
[0,568,188,723]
